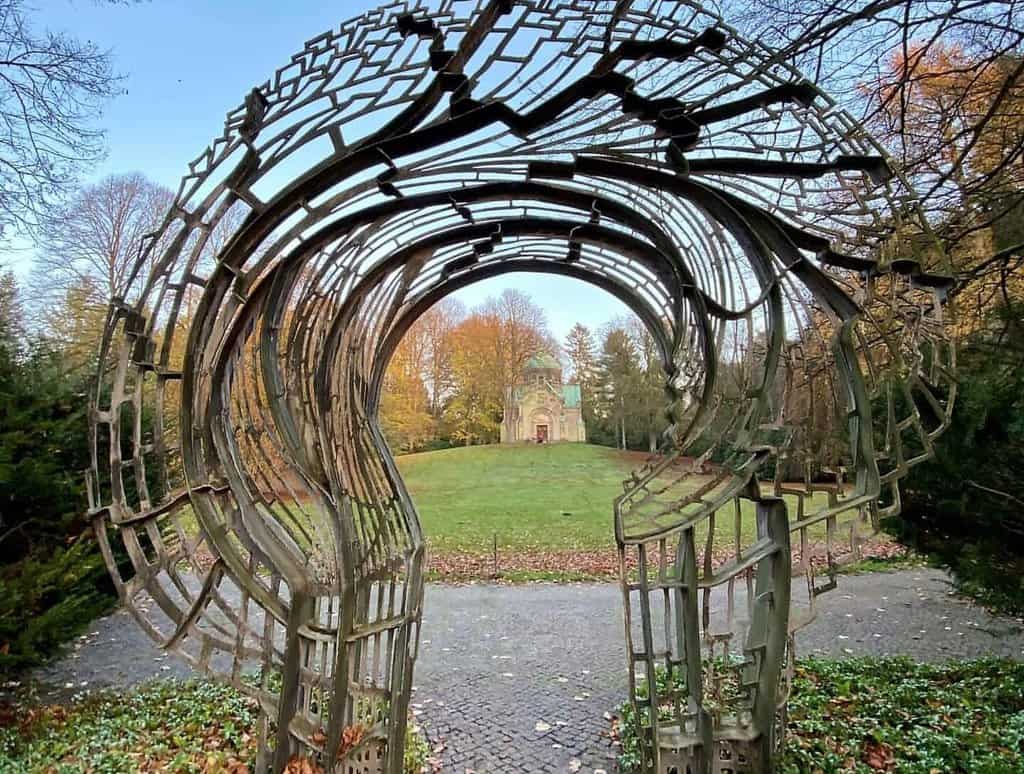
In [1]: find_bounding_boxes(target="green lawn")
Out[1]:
[398,443,838,557]
[397,443,636,554]
[173,443,875,580]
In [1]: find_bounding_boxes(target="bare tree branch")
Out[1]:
[0,0,123,239]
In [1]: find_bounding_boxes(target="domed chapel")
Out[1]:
[500,353,587,443]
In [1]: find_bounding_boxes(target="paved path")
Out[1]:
[21,569,1024,773]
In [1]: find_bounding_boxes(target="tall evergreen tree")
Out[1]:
[564,322,598,429]
[0,275,116,673]
[627,318,668,452]
[595,327,642,450]
[564,323,596,382]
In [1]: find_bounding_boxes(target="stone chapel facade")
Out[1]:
[500,353,587,443]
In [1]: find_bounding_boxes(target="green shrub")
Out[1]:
[0,539,116,676]
[0,680,260,772]
[0,287,122,676]
[404,717,431,773]
[892,301,1024,615]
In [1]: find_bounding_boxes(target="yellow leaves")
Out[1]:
[863,41,1024,293]
[200,754,250,774]
[381,309,441,452]
[381,289,552,447]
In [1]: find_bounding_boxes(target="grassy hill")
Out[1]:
[396,442,637,555]
[396,443,901,580]
[175,441,901,582]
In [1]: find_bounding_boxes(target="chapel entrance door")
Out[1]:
[536,424,549,443]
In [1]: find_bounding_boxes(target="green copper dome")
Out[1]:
[561,383,581,408]
[526,352,561,371]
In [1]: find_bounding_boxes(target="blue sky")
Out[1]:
[12,0,630,341]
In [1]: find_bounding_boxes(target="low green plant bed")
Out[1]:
[615,657,1024,773]
[0,680,431,773]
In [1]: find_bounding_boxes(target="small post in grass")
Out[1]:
[492,532,499,579]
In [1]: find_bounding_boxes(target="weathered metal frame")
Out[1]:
[87,2,955,772]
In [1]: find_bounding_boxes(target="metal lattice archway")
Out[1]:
[88,2,955,772]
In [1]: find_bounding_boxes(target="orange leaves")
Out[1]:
[282,755,324,774]
[304,722,368,763]
[337,722,367,758]
[863,739,896,770]
[381,288,553,447]
[864,39,1024,208]
[427,534,907,582]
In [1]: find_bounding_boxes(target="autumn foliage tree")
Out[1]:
[865,45,1024,324]
[729,0,1024,299]
[444,312,506,445]
[418,298,464,417]
[446,291,553,444]
[723,0,1024,605]
[380,290,553,448]
[380,316,435,453]
[379,298,465,452]
[380,289,679,453]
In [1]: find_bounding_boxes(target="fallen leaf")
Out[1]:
[336,723,366,758]
[282,756,324,774]
[863,740,895,771]
[425,533,906,582]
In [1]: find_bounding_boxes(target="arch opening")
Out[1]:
[88,2,956,771]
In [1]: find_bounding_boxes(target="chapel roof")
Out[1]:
[511,383,581,408]
[561,383,581,408]
[525,352,561,371]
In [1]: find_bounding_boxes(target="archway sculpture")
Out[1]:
[87,1,956,771]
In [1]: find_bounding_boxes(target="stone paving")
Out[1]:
[23,568,1024,773]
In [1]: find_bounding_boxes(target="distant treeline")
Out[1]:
[378,289,670,454]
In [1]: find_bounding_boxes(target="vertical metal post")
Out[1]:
[274,592,316,771]
[750,497,791,770]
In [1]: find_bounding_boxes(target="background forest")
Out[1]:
[0,0,1022,676]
